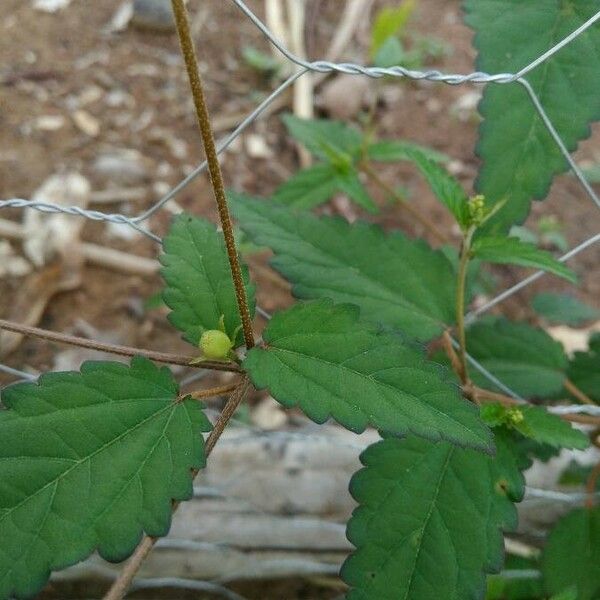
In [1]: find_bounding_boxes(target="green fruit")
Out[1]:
[200,329,233,360]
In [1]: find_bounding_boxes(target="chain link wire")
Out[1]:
[1,1,600,411]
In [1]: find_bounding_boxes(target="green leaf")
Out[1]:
[160,214,255,347]
[367,140,448,163]
[550,587,579,600]
[467,318,568,398]
[567,333,600,402]
[403,147,470,230]
[464,1,600,231]
[370,1,415,57]
[471,236,576,283]
[282,114,363,162]
[230,193,458,341]
[342,432,524,599]
[336,171,378,213]
[244,300,492,450]
[0,357,210,599]
[541,508,600,600]
[242,46,281,74]
[273,163,340,210]
[481,403,589,450]
[373,36,407,68]
[532,292,600,326]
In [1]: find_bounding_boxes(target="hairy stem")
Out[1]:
[103,377,252,600]
[0,319,239,372]
[171,0,254,350]
[456,227,475,384]
[360,161,448,245]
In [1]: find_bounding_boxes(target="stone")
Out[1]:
[131,0,175,32]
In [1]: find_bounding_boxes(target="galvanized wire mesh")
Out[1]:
[1,0,599,420]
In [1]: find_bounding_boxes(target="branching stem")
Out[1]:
[171,0,254,350]
[0,319,239,373]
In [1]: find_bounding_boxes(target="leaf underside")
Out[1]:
[160,214,255,347]
[465,0,600,232]
[0,357,210,600]
[230,193,458,342]
[243,299,492,451]
[342,433,524,600]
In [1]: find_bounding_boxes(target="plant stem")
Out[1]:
[564,378,595,405]
[456,227,475,384]
[441,330,463,379]
[171,0,254,350]
[586,461,600,509]
[0,319,239,373]
[103,377,252,600]
[360,161,448,245]
[470,385,600,426]
[188,382,239,400]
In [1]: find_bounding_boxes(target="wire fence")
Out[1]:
[1,0,600,423]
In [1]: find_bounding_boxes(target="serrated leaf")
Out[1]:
[567,333,600,402]
[230,193,458,341]
[471,236,576,283]
[0,357,210,599]
[481,403,589,450]
[532,292,600,326]
[243,300,492,450]
[282,114,363,162]
[342,433,524,600]
[273,163,340,210]
[467,318,568,398]
[550,587,579,600]
[370,1,415,57]
[160,214,255,347]
[541,508,600,600]
[464,1,600,231]
[404,147,470,229]
[367,140,448,163]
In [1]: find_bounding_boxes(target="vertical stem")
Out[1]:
[456,227,475,384]
[171,0,254,349]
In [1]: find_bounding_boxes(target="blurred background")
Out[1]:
[1,1,599,598]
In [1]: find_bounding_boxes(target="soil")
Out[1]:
[1,1,599,598]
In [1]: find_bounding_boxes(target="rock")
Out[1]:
[92,148,150,185]
[451,90,482,122]
[320,73,373,120]
[73,110,100,137]
[245,133,273,159]
[32,0,71,13]
[23,172,91,267]
[0,242,32,278]
[131,0,175,32]
[105,1,134,33]
[31,115,66,132]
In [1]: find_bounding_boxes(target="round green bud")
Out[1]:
[200,329,233,360]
